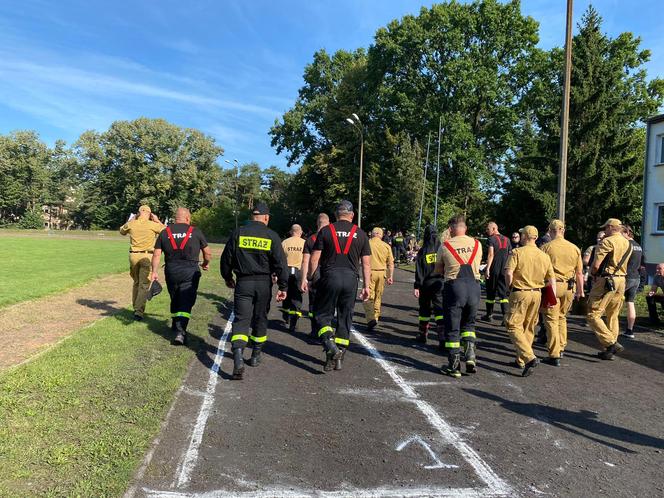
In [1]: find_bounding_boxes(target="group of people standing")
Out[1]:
[120,201,661,382]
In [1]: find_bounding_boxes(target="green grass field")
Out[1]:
[0,271,228,497]
[1,237,129,307]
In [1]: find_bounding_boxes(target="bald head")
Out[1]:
[290,224,303,236]
[485,222,498,236]
[175,207,191,223]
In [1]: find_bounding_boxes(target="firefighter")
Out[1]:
[413,224,444,349]
[220,202,288,380]
[482,222,512,323]
[281,224,306,332]
[150,207,211,345]
[504,226,555,377]
[119,205,164,320]
[586,218,632,360]
[300,213,330,337]
[539,220,584,365]
[304,200,371,372]
[435,215,482,378]
[364,227,394,332]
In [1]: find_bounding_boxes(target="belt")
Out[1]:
[371,268,386,271]
[130,250,153,254]
[512,288,541,292]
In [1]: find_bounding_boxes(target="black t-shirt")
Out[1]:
[488,234,512,271]
[303,234,317,255]
[155,223,208,268]
[313,220,371,275]
[626,240,644,279]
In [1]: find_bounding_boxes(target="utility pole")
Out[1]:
[417,132,431,240]
[558,0,573,222]
[346,113,364,228]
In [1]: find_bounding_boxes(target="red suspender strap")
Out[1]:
[329,224,342,254]
[444,239,480,265]
[312,235,317,243]
[165,227,178,250]
[343,225,358,255]
[501,235,508,250]
[179,226,194,249]
[467,239,480,265]
[443,241,465,265]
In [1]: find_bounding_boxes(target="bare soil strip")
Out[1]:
[0,272,133,370]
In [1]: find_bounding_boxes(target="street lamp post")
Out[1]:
[346,113,364,228]
[224,158,240,229]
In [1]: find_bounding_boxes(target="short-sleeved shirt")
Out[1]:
[313,220,371,275]
[488,234,512,272]
[303,233,317,256]
[626,240,644,279]
[155,223,208,269]
[282,236,305,268]
[119,218,163,251]
[506,245,555,290]
[540,237,582,281]
[593,233,631,277]
[369,237,394,271]
[437,235,483,281]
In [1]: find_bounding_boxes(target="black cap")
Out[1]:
[147,280,163,301]
[252,202,270,215]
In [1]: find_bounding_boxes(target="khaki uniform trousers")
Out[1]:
[542,282,574,358]
[364,270,386,323]
[506,290,541,366]
[586,276,626,348]
[129,253,152,316]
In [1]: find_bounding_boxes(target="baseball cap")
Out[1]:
[372,227,384,238]
[521,225,538,238]
[147,280,163,301]
[336,200,354,213]
[600,218,622,228]
[252,202,270,215]
[138,205,152,214]
[549,219,565,230]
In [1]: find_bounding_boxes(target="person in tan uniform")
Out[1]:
[119,205,164,320]
[586,218,632,360]
[364,227,394,332]
[435,215,482,378]
[281,224,306,332]
[504,225,555,377]
[540,220,584,365]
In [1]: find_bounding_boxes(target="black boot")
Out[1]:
[334,348,346,370]
[481,303,494,322]
[173,319,186,345]
[248,344,263,367]
[500,301,508,323]
[416,322,428,343]
[367,319,377,333]
[232,348,245,380]
[442,352,461,378]
[522,357,539,377]
[463,341,477,373]
[322,337,341,372]
[289,314,298,333]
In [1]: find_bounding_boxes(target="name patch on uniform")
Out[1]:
[239,236,272,251]
[425,253,437,264]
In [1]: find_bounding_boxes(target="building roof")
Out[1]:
[647,113,664,125]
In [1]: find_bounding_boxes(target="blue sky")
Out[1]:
[0,0,662,171]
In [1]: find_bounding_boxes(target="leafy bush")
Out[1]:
[18,209,45,229]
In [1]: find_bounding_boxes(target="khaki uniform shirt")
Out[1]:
[119,219,163,251]
[506,245,555,289]
[437,235,482,281]
[282,236,305,268]
[592,233,631,277]
[369,237,394,272]
[540,237,583,281]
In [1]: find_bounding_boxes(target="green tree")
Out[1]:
[502,6,664,245]
[74,118,223,228]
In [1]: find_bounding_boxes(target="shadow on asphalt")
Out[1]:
[464,388,664,454]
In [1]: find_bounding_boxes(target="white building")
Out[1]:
[643,114,664,273]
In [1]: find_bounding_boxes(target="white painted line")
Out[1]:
[352,331,513,497]
[143,485,499,497]
[396,435,459,469]
[174,311,234,488]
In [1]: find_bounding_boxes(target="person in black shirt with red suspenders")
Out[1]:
[299,213,330,338]
[150,208,212,345]
[482,222,512,323]
[304,201,371,372]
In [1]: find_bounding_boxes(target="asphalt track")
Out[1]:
[127,269,664,498]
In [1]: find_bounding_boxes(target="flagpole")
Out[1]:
[434,116,442,227]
